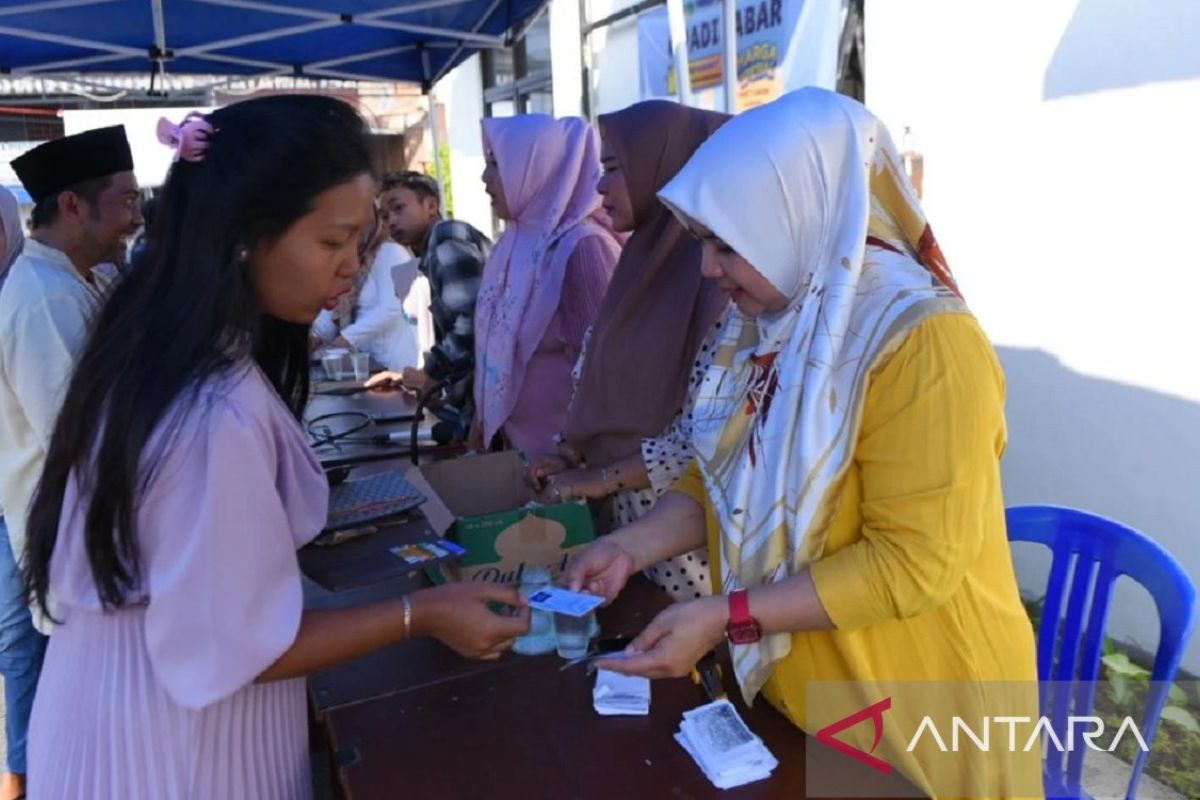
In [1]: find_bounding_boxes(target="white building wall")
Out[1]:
[438,54,492,235]
[550,0,585,118]
[582,0,648,116]
[63,107,214,189]
[866,0,1200,671]
[442,0,645,223]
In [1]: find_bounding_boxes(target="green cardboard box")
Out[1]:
[405,451,595,584]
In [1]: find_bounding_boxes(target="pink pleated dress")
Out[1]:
[29,363,328,799]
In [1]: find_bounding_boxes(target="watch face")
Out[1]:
[727,620,761,645]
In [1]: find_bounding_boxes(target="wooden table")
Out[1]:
[304,575,517,714]
[299,513,446,593]
[304,578,921,800]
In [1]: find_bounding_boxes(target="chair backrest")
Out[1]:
[1006,505,1196,799]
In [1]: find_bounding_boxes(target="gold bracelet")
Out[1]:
[401,594,413,639]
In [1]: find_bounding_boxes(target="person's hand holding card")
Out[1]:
[524,586,605,617]
[596,596,729,679]
[563,538,637,603]
[411,581,531,660]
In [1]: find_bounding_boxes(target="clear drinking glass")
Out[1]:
[554,611,594,659]
[350,352,370,382]
[321,353,344,381]
[513,566,556,656]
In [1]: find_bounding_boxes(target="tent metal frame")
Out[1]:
[0,0,512,87]
[0,0,551,207]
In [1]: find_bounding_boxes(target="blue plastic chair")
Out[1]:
[1006,505,1197,800]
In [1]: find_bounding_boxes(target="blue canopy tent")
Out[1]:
[0,0,551,195]
[0,0,548,88]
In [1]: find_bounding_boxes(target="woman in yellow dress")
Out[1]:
[565,88,1043,799]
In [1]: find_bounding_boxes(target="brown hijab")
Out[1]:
[561,101,729,468]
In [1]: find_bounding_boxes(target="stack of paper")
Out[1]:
[675,700,778,789]
[593,669,650,716]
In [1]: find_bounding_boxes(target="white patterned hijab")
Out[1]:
[659,88,967,702]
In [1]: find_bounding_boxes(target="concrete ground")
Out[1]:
[1083,750,1183,800]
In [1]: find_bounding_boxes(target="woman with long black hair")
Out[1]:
[22,95,528,799]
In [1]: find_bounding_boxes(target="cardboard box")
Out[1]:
[406,451,595,584]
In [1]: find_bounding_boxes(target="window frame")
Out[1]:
[481,9,553,117]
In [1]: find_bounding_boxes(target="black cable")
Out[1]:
[307,411,372,448]
[411,374,459,464]
[308,411,426,449]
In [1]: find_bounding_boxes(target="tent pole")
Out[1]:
[722,0,738,112]
[427,88,448,217]
[665,0,691,105]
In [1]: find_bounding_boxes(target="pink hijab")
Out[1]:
[474,115,621,445]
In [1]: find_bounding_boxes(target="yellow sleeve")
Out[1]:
[669,458,725,594]
[809,313,1007,630]
[669,458,707,505]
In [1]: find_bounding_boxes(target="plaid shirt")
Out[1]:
[418,219,492,416]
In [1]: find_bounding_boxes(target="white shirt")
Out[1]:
[0,239,113,567]
[313,241,421,371]
[387,244,436,363]
[400,270,436,364]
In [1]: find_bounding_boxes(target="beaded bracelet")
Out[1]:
[602,465,627,492]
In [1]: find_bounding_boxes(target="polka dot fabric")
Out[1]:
[612,434,709,601]
[566,322,726,601]
[615,320,724,602]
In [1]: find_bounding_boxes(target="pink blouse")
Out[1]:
[502,234,615,455]
[30,363,327,798]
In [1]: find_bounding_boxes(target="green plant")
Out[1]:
[424,143,453,218]
[1161,704,1200,735]
[1023,594,1200,796]
[1100,650,1200,735]
[1101,650,1150,708]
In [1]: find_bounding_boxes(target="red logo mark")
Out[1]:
[815,697,892,775]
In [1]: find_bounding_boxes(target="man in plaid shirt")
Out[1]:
[380,171,491,433]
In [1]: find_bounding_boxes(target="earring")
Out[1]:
[236,247,249,262]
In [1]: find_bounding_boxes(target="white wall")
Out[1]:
[550,0,585,118]
[0,142,37,204]
[63,107,214,189]
[866,0,1200,671]
[438,54,492,235]
[443,0,630,226]
[583,0,646,116]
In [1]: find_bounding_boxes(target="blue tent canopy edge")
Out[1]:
[0,0,549,90]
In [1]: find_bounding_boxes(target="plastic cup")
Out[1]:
[554,611,594,659]
[321,353,344,381]
[350,352,370,382]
